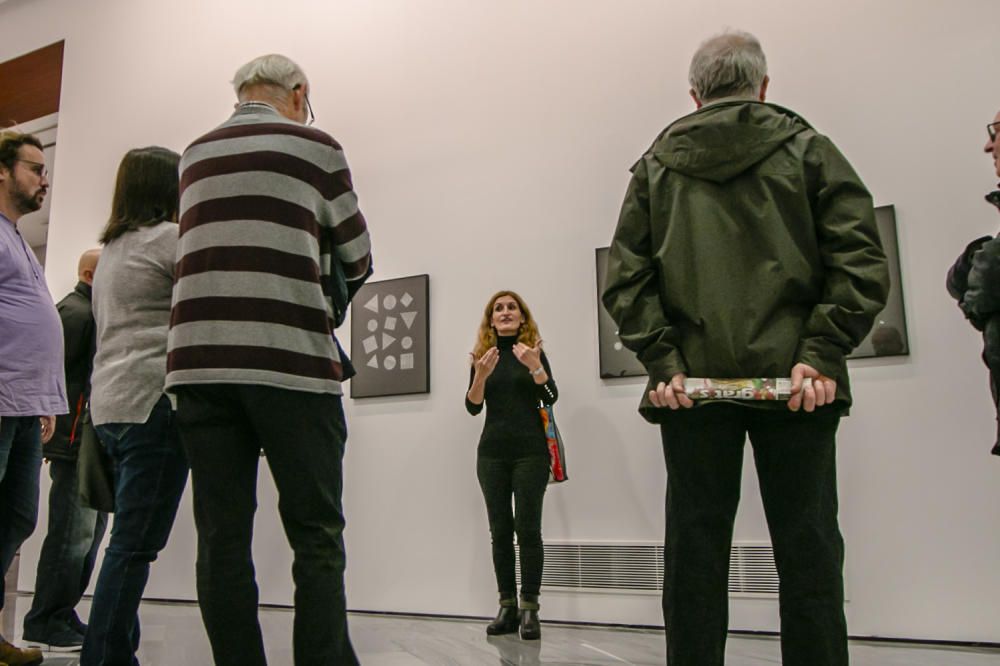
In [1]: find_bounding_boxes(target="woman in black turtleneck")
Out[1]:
[466,290,558,641]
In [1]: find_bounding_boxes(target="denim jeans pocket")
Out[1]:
[95,423,133,447]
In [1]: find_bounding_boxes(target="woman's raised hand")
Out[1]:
[474,347,500,380]
[513,342,543,373]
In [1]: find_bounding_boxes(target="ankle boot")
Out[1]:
[519,608,541,640]
[486,600,520,635]
[519,595,541,640]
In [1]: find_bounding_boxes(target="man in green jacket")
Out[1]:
[602,31,889,666]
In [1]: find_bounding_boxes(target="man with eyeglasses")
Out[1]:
[947,110,1000,456]
[167,54,372,666]
[0,129,62,666]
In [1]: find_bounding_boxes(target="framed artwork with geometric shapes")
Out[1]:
[350,274,430,398]
[595,247,646,378]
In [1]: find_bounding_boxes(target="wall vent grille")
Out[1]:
[514,540,778,597]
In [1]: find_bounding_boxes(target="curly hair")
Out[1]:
[471,290,542,360]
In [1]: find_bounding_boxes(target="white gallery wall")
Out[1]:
[2,0,999,643]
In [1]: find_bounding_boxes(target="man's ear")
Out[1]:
[758,76,770,102]
[689,89,703,109]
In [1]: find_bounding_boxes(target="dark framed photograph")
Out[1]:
[848,205,910,358]
[349,274,430,398]
[595,247,646,378]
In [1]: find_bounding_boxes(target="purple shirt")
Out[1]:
[0,214,66,416]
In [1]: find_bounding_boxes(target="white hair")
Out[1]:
[688,31,767,102]
[232,54,308,99]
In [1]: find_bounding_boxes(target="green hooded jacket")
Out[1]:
[602,101,890,423]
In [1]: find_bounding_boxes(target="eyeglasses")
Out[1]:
[15,158,48,179]
[293,84,315,126]
[989,121,1000,142]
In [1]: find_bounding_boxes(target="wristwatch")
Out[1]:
[530,366,545,376]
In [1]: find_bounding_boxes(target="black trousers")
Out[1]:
[175,384,358,666]
[477,455,549,600]
[659,404,847,666]
[24,458,108,639]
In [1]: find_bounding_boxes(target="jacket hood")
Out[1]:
[648,101,812,184]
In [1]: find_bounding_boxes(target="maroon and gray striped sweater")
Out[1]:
[166,103,372,395]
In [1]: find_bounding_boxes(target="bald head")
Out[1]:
[78,248,101,285]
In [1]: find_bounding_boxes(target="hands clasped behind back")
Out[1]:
[650,364,837,412]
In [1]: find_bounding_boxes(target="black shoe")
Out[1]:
[486,605,520,635]
[519,608,541,640]
[22,628,84,653]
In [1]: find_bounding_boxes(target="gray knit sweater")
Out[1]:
[90,222,177,425]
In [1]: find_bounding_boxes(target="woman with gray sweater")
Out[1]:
[81,147,189,666]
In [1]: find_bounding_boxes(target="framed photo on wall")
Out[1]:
[595,247,646,378]
[848,205,910,359]
[349,274,430,398]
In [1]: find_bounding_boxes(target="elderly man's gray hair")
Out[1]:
[688,31,767,103]
[232,54,309,98]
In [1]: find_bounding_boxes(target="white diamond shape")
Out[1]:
[364,294,379,313]
[382,333,396,349]
[400,292,413,307]
[400,311,417,329]
[366,356,379,369]
[363,335,378,354]
[400,353,414,370]
[384,316,397,331]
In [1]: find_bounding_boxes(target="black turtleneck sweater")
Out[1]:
[466,334,558,460]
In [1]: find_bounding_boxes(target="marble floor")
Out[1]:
[9,597,1000,665]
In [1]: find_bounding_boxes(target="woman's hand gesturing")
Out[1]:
[474,347,500,380]
[513,342,543,373]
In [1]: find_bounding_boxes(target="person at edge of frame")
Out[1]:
[946,108,1000,456]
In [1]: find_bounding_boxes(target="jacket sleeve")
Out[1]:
[601,158,687,383]
[962,236,1000,325]
[796,136,890,378]
[947,235,993,330]
[58,297,90,378]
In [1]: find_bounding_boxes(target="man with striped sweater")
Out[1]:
[167,54,372,666]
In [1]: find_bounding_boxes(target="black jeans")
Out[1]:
[659,404,847,666]
[24,458,108,639]
[477,455,549,599]
[175,384,358,666]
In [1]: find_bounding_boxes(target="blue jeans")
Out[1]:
[0,415,43,631]
[24,458,109,639]
[80,396,188,666]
